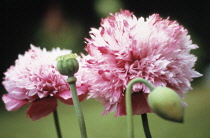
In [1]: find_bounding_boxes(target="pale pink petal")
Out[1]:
[2,94,28,111]
[56,90,88,105]
[77,90,88,102]
[55,90,73,105]
[26,97,57,121]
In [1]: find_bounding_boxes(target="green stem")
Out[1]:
[53,109,62,138]
[141,113,152,138]
[126,78,155,138]
[67,77,87,138]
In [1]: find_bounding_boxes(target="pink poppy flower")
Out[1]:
[84,10,202,116]
[2,45,88,120]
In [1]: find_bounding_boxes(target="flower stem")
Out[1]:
[67,77,87,138]
[141,113,152,138]
[126,78,155,138]
[53,109,62,138]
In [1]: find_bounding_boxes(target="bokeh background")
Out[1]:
[1,0,210,137]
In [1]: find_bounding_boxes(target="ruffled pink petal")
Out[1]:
[26,97,57,121]
[2,94,28,111]
[115,92,152,116]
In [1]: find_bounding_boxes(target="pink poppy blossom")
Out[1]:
[84,10,202,116]
[2,45,88,120]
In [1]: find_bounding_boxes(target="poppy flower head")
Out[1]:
[2,45,88,120]
[84,10,202,116]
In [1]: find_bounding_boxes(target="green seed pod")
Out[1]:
[56,53,79,77]
[148,87,184,123]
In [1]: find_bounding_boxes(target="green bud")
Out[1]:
[148,87,184,123]
[56,53,79,77]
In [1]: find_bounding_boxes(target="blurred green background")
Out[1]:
[1,0,210,137]
[1,87,210,138]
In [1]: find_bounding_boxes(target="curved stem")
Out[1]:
[68,77,87,138]
[126,78,155,138]
[53,109,62,138]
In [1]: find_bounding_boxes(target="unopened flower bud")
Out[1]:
[148,87,184,123]
[56,53,79,77]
